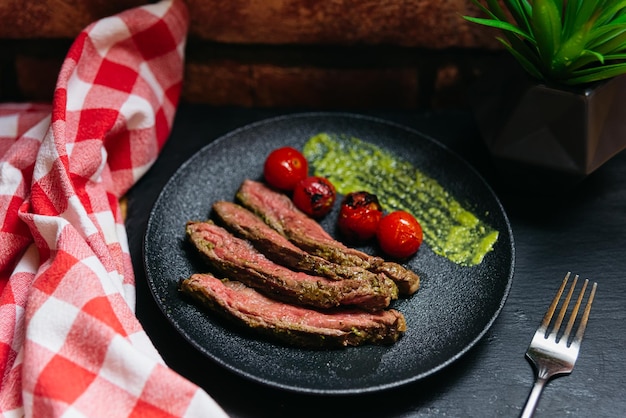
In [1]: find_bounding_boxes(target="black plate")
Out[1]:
[143,113,515,395]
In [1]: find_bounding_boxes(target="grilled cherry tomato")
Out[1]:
[292,176,336,218]
[376,210,423,259]
[338,191,383,241]
[263,146,308,191]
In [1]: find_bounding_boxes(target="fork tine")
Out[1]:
[573,281,597,344]
[549,273,578,340]
[562,278,587,342]
[540,272,570,333]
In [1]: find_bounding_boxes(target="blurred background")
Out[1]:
[0,0,504,109]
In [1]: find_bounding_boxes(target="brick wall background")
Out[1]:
[0,0,505,109]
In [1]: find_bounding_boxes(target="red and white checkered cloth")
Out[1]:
[0,1,227,416]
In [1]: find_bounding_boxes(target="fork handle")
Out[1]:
[521,376,548,418]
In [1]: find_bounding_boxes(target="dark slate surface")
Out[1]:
[125,104,626,418]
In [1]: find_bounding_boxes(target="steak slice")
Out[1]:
[180,273,406,348]
[236,179,381,269]
[186,220,396,311]
[212,201,397,291]
[236,179,420,295]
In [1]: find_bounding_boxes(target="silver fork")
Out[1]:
[521,272,597,418]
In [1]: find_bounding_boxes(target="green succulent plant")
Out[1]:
[464,0,626,86]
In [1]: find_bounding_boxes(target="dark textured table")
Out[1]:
[125,105,626,417]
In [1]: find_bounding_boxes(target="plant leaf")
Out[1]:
[602,53,626,60]
[531,0,563,67]
[566,62,626,84]
[483,0,510,21]
[550,0,564,23]
[570,61,626,77]
[562,0,583,38]
[573,0,604,31]
[596,1,626,26]
[554,23,594,75]
[462,16,534,41]
[588,24,626,53]
[567,51,604,71]
[466,0,503,22]
[584,50,606,64]
[503,0,533,33]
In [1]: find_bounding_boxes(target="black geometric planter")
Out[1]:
[470,65,626,191]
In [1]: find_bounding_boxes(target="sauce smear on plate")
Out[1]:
[304,133,499,266]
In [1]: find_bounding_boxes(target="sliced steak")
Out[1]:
[236,179,420,295]
[186,220,396,311]
[213,201,397,292]
[180,273,406,348]
[236,179,381,269]
[376,262,420,295]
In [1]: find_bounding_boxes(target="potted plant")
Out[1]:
[463,0,626,191]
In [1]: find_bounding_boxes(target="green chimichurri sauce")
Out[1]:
[303,133,499,266]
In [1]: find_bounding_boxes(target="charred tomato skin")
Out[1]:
[293,176,336,218]
[263,146,309,191]
[338,191,383,241]
[376,210,423,259]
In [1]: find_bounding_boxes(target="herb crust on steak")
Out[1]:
[186,220,397,311]
[212,200,397,290]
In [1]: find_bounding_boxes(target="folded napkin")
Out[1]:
[0,1,227,416]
